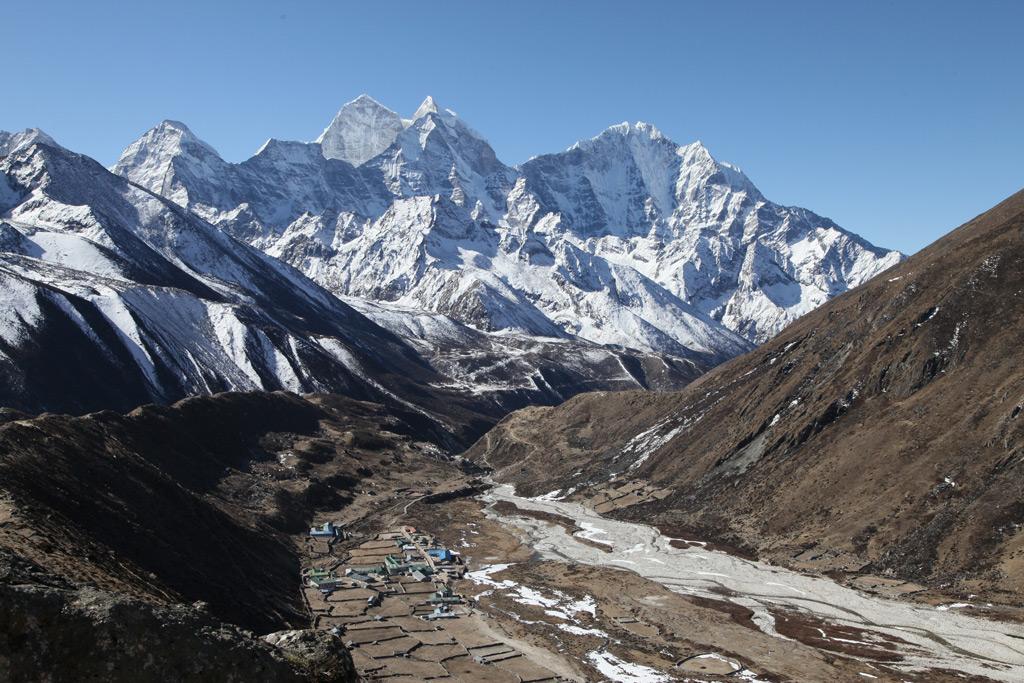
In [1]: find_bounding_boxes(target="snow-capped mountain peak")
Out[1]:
[127,120,221,162]
[112,97,903,351]
[0,128,61,158]
[112,120,231,211]
[316,94,405,166]
[412,95,440,120]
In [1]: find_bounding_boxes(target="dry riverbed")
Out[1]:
[300,482,1024,682]
[477,484,1024,682]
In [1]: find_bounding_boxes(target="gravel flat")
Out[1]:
[482,484,1024,681]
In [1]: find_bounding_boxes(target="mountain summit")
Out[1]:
[114,96,901,356]
[316,94,406,166]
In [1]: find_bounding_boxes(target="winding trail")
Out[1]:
[480,484,1024,681]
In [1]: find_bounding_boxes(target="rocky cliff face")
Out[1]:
[466,188,1024,601]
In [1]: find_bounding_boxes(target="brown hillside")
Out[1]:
[0,391,470,633]
[467,188,1024,602]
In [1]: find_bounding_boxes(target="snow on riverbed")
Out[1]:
[481,483,1024,681]
[577,521,614,545]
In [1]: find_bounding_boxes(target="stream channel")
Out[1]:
[480,483,1024,681]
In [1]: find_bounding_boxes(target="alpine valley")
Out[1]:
[6,97,1021,683]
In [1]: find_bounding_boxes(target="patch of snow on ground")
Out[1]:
[621,418,686,471]
[937,603,972,612]
[690,653,741,672]
[512,585,560,609]
[748,608,794,641]
[532,489,563,501]
[465,563,515,588]
[558,623,607,637]
[577,522,614,545]
[568,594,597,616]
[587,650,671,682]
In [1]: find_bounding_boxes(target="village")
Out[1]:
[301,518,570,682]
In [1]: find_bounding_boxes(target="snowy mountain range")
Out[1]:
[0,128,702,427]
[114,95,902,353]
[0,96,902,423]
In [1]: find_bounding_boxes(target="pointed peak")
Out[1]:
[318,96,400,137]
[334,94,397,118]
[141,120,219,153]
[145,120,220,158]
[405,97,490,144]
[316,96,404,165]
[254,138,276,156]
[679,139,714,160]
[413,96,440,120]
[350,93,384,107]
[159,119,193,134]
[113,120,223,176]
[0,128,59,157]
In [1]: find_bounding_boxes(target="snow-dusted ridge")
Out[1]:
[0,131,707,421]
[0,136,437,414]
[114,95,902,355]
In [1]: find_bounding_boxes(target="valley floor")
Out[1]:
[296,480,1024,683]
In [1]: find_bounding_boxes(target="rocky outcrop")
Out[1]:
[0,550,358,682]
[264,630,360,683]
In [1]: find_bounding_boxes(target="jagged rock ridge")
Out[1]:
[113,95,902,353]
[0,130,704,421]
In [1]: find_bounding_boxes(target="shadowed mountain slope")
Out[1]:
[467,188,1024,601]
[0,391,473,634]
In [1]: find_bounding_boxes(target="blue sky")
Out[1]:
[2,0,1021,255]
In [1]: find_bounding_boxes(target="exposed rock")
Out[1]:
[263,630,359,683]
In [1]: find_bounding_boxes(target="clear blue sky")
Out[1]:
[3,0,1021,255]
